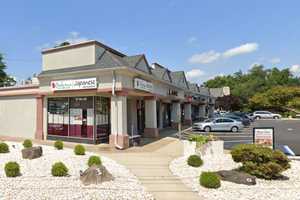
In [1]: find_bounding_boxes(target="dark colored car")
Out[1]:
[232,112,254,122]
[224,114,251,126]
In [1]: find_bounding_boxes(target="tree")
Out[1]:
[0,53,15,87]
[215,95,242,111]
[204,65,300,111]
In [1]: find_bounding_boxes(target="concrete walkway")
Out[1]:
[0,131,200,200]
[102,137,200,200]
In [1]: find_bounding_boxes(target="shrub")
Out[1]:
[0,142,9,153]
[23,139,32,148]
[88,155,102,167]
[51,162,68,177]
[74,144,85,155]
[199,172,221,189]
[187,155,203,167]
[4,162,20,177]
[231,144,291,180]
[54,140,63,150]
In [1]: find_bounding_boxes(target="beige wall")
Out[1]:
[42,44,101,71]
[0,96,36,139]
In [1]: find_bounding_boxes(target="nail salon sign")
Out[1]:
[51,78,97,91]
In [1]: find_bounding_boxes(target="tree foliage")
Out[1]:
[204,65,300,111]
[0,53,16,87]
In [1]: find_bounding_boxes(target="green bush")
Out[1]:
[88,155,102,167]
[23,139,32,148]
[199,172,221,189]
[187,155,203,167]
[51,162,68,177]
[4,162,20,177]
[74,144,85,155]
[54,140,63,150]
[0,142,9,153]
[231,144,290,179]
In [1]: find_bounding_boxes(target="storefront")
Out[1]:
[47,96,110,144]
[0,40,215,149]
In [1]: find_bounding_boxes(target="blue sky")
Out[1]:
[1,0,300,84]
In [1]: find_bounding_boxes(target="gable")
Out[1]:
[162,71,171,82]
[135,58,150,74]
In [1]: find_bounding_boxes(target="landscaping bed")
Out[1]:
[170,138,300,200]
[0,141,153,200]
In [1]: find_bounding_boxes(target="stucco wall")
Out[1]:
[42,44,98,71]
[0,96,36,139]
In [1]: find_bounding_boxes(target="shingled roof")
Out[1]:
[188,82,199,93]
[170,71,189,90]
[151,63,172,83]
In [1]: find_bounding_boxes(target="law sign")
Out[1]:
[134,78,153,93]
[253,127,275,149]
[51,78,97,91]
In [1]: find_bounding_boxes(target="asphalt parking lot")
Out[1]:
[191,119,300,155]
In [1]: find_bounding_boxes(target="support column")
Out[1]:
[171,101,181,128]
[159,102,164,129]
[109,95,129,149]
[208,105,215,118]
[35,95,44,140]
[144,98,159,138]
[199,104,206,119]
[184,103,192,125]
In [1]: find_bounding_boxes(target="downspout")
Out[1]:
[112,70,123,149]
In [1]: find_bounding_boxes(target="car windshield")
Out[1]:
[204,119,213,122]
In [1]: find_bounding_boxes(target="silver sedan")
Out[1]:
[193,117,244,133]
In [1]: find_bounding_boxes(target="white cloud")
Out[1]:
[188,50,221,64]
[269,57,281,64]
[188,42,259,64]
[223,43,259,58]
[187,36,198,44]
[289,64,300,75]
[185,69,206,83]
[36,31,88,51]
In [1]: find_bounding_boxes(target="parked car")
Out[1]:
[231,112,254,122]
[193,117,244,133]
[253,111,281,120]
[224,114,251,126]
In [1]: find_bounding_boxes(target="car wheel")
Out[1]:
[273,116,279,119]
[231,126,238,133]
[255,116,261,120]
[204,126,211,132]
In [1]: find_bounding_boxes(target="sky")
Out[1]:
[1,0,300,84]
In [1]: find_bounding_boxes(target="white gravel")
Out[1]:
[0,142,154,200]
[170,154,300,200]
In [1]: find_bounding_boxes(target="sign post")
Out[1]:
[253,127,275,149]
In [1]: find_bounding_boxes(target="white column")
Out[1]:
[110,95,129,148]
[184,103,192,125]
[171,102,181,128]
[144,98,159,137]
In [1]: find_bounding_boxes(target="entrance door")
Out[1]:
[81,109,87,137]
[136,100,145,134]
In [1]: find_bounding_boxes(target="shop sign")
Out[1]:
[134,78,153,92]
[168,89,178,96]
[51,78,97,91]
[253,127,275,149]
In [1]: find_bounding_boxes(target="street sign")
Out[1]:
[253,127,275,149]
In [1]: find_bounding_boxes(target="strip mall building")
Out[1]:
[0,40,217,149]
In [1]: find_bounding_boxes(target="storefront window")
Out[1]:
[95,96,110,141]
[69,97,94,138]
[48,98,69,136]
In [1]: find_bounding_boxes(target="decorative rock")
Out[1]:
[80,165,114,186]
[216,170,256,185]
[21,146,43,159]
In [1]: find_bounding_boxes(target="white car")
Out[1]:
[253,111,281,120]
[192,117,244,133]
